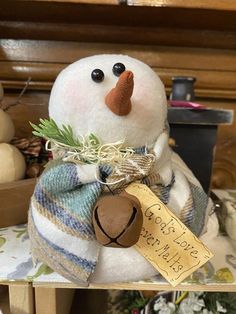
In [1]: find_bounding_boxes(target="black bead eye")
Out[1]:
[91,69,104,83]
[112,63,126,77]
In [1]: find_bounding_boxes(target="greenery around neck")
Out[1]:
[30,118,100,148]
[30,118,134,165]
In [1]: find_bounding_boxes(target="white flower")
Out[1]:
[216,301,227,313]
[177,302,194,314]
[153,296,175,314]
[154,296,167,311]
[177,292,205,314]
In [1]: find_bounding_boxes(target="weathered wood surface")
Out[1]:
[33,280,236,292]
[35,288,75,314]
[0,178,37,228]
[8,283,34,314]
[127,0,236,11]
[1,40,236,100]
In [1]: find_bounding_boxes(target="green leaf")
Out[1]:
[27,263,54,281]
[13,228,27,238]
[30,118,81,147]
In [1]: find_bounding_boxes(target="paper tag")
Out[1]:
[125,183,214,287]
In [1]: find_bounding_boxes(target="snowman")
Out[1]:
[28,55,215,285]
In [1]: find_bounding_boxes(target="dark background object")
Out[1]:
[168,108,233,194]
[170,76,196,101]
[70,289,108,314]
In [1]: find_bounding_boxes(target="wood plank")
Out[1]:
[8,283,34,314]
[3,279,236,293]
[2,80,53,91]
[1,22,236,50]
[28,0,236,11]
[0,61,63,81]
[0,178,37,228]
[35,288,75,314]
[1,40,236,72]
[189,89,236,100]
[2,93,49,137]
[1,1,236,33]
[32,281,236,292]
[2,0,236,13]
[1,60,236,99]
[24,0,118,4]
[127,0,236,11]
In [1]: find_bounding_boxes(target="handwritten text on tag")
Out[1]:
[125,183,213,287]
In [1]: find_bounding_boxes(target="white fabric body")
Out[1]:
[31,203,100,262]
[46,54,217,284]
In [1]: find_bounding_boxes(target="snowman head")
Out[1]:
[49,54,167,148]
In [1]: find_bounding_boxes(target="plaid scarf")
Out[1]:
[28,150,208,285]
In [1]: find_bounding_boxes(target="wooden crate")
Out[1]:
[0,94,47,228]
[0,178,36,228]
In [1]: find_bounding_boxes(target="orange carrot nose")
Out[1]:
[105,71,134,116]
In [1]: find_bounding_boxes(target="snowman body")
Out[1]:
[29,55,213,285]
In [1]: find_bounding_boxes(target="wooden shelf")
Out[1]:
[127,0,236,11]
[0,283,34,314]
[2,279,236,292]
[0,178,37,228]
[32,281,236,292]
[5,0,236,11]
[30,0,119,4]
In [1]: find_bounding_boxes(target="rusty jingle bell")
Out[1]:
[92,192,143,248]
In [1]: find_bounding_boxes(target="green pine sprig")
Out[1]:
[30,118,82,147]
[30,118,133,165]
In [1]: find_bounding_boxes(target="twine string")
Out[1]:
[94,171,126,186]
[45,138,135,165]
